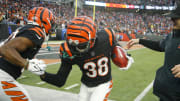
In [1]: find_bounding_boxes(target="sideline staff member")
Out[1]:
[127,3,180,101]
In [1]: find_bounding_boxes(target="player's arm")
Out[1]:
[40,60,72,87]
[127,39,165,52]
[0,37,34,68]
[139,39,164,52]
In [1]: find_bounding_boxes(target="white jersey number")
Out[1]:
[83,57,109,78]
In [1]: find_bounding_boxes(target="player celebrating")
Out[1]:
[40,16,134,101]
[0,7,56,101]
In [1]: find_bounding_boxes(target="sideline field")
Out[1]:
[17,46,163,101]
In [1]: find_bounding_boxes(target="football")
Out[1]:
[112,46,129,68]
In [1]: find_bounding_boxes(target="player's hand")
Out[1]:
[127,39,140,49]
[26,59,47,75]
[171,64,180,78]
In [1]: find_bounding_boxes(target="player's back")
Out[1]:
[0,24,45,79]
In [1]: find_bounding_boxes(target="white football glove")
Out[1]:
[27,59,47,75]
[119,56,134,71]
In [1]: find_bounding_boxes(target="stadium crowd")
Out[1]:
[0,0,173,36]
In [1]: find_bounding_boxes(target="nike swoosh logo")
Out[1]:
[35,34,41,40]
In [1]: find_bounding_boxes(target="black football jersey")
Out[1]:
[59,28,116,87]
[0,25,45,79]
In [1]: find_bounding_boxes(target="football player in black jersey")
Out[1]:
[0,7,56,101]
[40,16,133,101]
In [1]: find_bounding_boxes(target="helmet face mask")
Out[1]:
[75,41,90,53]
[67,38,90,53]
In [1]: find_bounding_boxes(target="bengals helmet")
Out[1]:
[66,16,96,54]
[28,7,56,34]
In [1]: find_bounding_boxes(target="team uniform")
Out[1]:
[0,25,45,101]
[139,29,180,101]
[41,28,116,101]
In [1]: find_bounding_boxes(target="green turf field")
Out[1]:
[17,48,164,101]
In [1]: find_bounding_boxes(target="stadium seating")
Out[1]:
[0,0,173,37]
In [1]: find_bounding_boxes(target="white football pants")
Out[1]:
[0,69,32,101]
[78,80,113,101]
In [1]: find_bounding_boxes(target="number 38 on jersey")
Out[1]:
[83,57,109,78]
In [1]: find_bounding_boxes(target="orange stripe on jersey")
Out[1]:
[1,81,17,89]
[59,45,64,52]
[35,27,45,37]
[105,28,113,46]
[5,91,24,96]
[64,42,72,57]
[29,27,44,38]
[11,95,28,101]
[59,44,64,55]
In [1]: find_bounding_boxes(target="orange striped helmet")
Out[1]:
[66,16,96,53]
[28,7,56,34]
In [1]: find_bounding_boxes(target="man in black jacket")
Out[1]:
[127,3,180,101]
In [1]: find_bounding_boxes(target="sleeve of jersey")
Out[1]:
[40,60,72,87]
[16,30,44,47]
[139,39,165,52]
[106,28,117,47]
[59,43,65,59]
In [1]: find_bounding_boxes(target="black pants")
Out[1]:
[153,75,180,101]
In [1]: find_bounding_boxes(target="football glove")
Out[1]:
[27,59,47,75]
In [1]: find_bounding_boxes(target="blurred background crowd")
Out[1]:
[0,0,174,36]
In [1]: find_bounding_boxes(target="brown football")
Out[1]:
[112,46,128,68]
